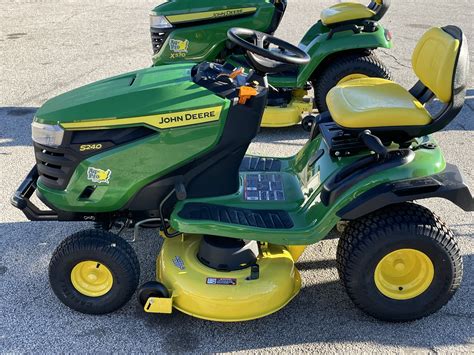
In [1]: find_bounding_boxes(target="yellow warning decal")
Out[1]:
[61,106,223,130]
[166,7,257,24]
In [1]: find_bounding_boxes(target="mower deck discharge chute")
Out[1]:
[12,24,472,322]
[149,0,393,129]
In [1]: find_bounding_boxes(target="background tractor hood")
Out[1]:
[35,63,225,126]
[151,0,272,22]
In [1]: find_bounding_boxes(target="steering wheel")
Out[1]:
[227,28,310,73]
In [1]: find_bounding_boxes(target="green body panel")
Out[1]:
[170,136,445,245]
[36,122,228,212]
[151,0,275,66]
[35,64,232,211]
[35,64,222,125]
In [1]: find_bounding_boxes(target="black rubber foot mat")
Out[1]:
[178,203,293,229]
[239,156,282,172]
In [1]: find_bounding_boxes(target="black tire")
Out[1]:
[336,203,462,322]
[313,51,391,112]
[93,221,112,231]
[49,229,140,315]
[138,281,170,307]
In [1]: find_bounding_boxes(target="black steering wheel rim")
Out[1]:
[227,28,310,66]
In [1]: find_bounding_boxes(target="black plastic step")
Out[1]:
[240,156,282,172]
[178,203,294,229]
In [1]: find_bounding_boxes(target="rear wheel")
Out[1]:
[313,51,391,112]
[336,203,462,321]
[49,229,140,314]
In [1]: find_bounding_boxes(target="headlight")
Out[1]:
[150,14,172,29]
[31,121,64,147]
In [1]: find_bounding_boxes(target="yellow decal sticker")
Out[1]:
[80,143,103,152]
[169,39,189,53]
[61,106,223,131]
[166,7,257,24]
[87,167,111,184]
[169,39,189,59]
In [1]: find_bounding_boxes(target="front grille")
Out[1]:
[151,28,172,55]
[34,127,156,190]
[34,143,81,190]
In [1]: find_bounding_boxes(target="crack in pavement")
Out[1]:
[379,50,411,69]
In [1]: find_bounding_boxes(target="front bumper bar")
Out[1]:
[10,166,59,221]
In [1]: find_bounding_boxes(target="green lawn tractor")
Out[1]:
[150,0,393,129]
[12,25,472,322]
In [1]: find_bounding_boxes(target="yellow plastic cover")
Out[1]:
[156,235,301,322]
[321,2,375,26]
[326,78,432,128]
[412,27,460,103]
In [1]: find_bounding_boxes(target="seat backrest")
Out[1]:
[368,0,391,21]
[412,27,462,103]
[348,26,468,142]
[412,26,469,136]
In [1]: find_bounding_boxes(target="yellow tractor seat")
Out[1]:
[326,78,432,129]
[325,26,468,143]
[321,3,375,26]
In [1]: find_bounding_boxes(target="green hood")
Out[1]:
[35,63,224,126]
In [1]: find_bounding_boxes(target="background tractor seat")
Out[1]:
[321,0,390,27]
[325,26,469,140]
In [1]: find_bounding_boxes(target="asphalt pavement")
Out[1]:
[1,0,473,353]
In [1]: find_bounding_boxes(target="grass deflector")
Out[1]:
[150,0,393,129]
[12,25,473,322]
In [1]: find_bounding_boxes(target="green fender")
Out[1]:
[295,22,392,87]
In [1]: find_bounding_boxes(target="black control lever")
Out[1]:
[359,130,388,158]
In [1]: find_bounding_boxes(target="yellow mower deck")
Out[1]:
[260,90,313,128]
[144,234,302,322]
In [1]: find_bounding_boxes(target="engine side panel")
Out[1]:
[151,0,275,65]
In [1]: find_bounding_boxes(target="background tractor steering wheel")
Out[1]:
[227,27,310,73]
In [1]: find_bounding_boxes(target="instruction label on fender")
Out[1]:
[206,278,237,286]
[244,173,285,201]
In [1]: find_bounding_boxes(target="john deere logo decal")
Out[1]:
[60,106,223,130]
[166,7,257,24]
[87,167,111,184]
[169,39,189,59]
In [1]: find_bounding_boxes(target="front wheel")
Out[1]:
[337,203,462,322]
[313,51,391,112]
[49,229,140,314]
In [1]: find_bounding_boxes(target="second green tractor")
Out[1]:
[149,0,393,129]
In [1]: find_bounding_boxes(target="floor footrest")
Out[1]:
[240,156,282,172]
[178,203,294,229]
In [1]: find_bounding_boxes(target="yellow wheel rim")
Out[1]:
[337,73,368,85]
[374,249,434,300]
[71,261,113,297]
